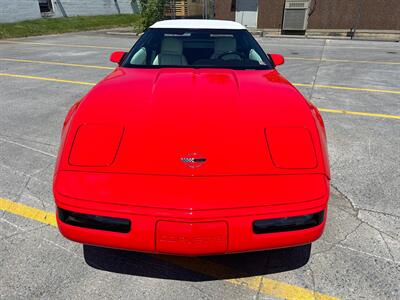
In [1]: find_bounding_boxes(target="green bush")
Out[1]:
[136,0,166,32]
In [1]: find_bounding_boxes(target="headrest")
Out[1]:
[161,38,183,54]
[214,37,237,54]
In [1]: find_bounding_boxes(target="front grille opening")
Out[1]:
[253,211,324,234]
[58,207,131,233]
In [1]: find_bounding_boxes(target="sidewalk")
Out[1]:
[105,27,400,42]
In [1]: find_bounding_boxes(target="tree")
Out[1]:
[136,0,166,32]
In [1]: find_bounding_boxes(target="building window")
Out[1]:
[38,0,54,14]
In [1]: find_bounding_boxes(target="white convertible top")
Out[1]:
[150,19,246,30]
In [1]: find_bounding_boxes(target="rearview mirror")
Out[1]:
[110,51,127,64]
[269,54,285,66]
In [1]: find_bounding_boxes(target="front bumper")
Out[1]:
[54,172,329,255]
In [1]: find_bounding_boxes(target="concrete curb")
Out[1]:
[250,29,400,42]
[105,28,400,42]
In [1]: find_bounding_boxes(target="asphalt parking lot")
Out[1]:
[1,31,399,300]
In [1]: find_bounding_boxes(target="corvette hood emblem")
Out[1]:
[181,153,207,168]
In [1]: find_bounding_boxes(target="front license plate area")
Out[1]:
[156,221,228,255]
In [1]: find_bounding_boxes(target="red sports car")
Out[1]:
[53,20,330,255]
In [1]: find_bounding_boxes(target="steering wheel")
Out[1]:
[217,51,245,61]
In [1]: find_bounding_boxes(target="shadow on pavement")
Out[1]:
[83,244,311,281]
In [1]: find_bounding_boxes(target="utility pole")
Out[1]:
[204,0,208,19]
[352,0,363,40]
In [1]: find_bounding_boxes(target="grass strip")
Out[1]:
[0,14,139,39]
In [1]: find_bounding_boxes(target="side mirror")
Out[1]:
[110,51,127,64]
[269,54,285,66]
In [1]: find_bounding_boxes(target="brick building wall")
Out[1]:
[215,0,400,31]
[308,0,400,30]
[257,0,284,29]
[214,0,235,21]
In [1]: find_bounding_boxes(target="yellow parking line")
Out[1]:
[0,73,96,86]
[2,71,400,96]
[0,197,57,226]
[0,40,129,51]
[0,58,114,70]
[0,196,339,300]
[2,40,398,65]
[2,56,399,70]
[161,256,339,300]
[286,57,400,65]
[318,108,400,120]
[1,40,399,65]
[294,83,400,95]
[1,72,399,121]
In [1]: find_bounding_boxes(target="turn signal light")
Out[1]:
[253,211,325,234]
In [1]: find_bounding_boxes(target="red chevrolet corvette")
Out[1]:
[53,20,330,255]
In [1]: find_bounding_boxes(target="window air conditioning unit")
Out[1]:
[282,0,311,31]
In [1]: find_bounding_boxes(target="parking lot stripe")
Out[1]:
[0,58,114,70]
[318,108,400,120]
[1,72,399,121]
[0,40,129,51]
[2,56,399,71]
[161,256,339,300]
[259,41,400,51]
[0,196,339,300]
[286,57,400,65]
[2,40,399,65]
[4,39,397,52]
[0,73,96,86]
[2,71,400,96]
[0,197,57,227]
[294,83,400,95]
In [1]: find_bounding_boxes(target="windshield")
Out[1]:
[121,28,273,70]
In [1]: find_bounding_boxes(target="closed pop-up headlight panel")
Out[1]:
[69,124,124,167]
[265,127,317,169]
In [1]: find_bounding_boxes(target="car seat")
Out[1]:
[153,38,188,66]
[211,37,238,60]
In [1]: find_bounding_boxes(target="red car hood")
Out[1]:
[60,68,326,176]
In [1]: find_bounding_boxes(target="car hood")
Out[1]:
[60,68,325,176]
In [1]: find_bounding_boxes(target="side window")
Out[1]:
[130,47,147,65]
[249,49,263,64]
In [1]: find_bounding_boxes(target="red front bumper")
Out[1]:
[54,171,329,255]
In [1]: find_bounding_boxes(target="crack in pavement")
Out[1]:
[314,215,400,264]
[0,133,58,148]
[42,237,79,258]
[188,283,213,300]
[330,184,358,212]
[308,265,317,300]
[379,232,396,263]
[255,276,264,300]
[0,136,56,158]
[330,184,399,240]
[359,207,400,219]
[357,213,399,242]
[313,222,362,257]
[17,176,31,203]
[333,243,399,265]
[27,160,54,178]
[0,161,52,184]
[0,222,48,241]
